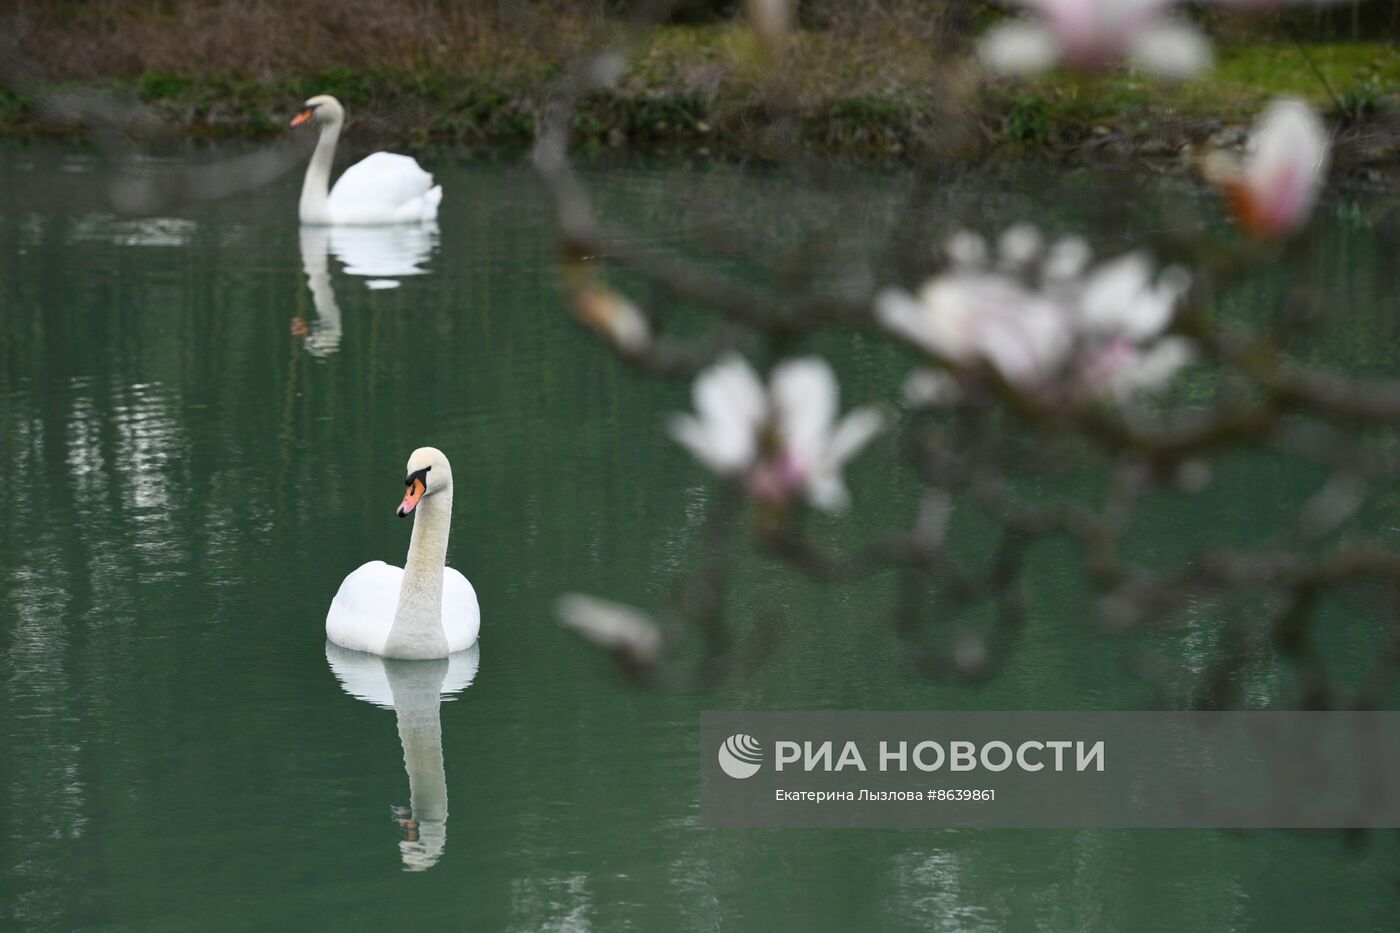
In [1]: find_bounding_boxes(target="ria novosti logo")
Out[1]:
[717,733,763,779]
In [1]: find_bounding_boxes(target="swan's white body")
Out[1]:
[326,447,480,659]
[327,560,479,656]
[295,95,441,225]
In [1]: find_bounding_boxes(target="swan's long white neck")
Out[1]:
[299,118,342,224]
[385,487,453,659]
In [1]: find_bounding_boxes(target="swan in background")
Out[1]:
[291,94,442,225]
[294,223,439,356]
[327,447,480,658]
[326,641,480,871]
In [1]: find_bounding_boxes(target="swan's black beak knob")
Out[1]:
[397,473,426,517]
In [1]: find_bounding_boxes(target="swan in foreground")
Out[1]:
[326,447,480,658]
[326,641,480,871]
[291,94,442,225]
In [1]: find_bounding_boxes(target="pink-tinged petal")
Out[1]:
[1127,21,1211,79]
[974,295,1074,387]
[882,271,1076,387]
[924,275,1024,364]
[1007,0,1199,72]
[978,21,1062,75]
[771,357,839,470]
[1238,98,1330,237]
[1080,336,1194,400]
[746,453,806,508]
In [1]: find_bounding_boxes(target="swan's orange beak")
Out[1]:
[290,108,315,127]
[397,476,425,518]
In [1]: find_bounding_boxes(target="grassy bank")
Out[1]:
[3,2,1399,165]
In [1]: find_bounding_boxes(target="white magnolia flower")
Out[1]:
[879,227,1193,403]
[980,0,1211,79]
[877,274,1073,388]
[669,355,883,512]
[1205,98,1330,238]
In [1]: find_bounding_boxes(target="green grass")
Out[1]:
[4,20,1398,158]
[992,40,1400,136]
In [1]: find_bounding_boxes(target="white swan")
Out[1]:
[326,641,480,871]
[291,94,442,225]
[326,447,480,658]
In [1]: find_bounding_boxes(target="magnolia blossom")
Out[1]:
[877,228,1193,403]
[1205,98,1330,239]
[669,355,883,513]
[979,0,1211,79]
[877,273,1073,387]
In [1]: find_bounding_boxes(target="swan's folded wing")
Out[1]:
[327,152,435,222]
[442,567,481,653]
[326,560,402,654]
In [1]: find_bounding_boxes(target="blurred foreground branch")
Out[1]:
[547,1,1400,710]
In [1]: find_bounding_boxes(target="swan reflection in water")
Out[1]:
[295,222,440,357]
[326,641,479,871]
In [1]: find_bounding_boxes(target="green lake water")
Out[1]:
[2,142,1399,931]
